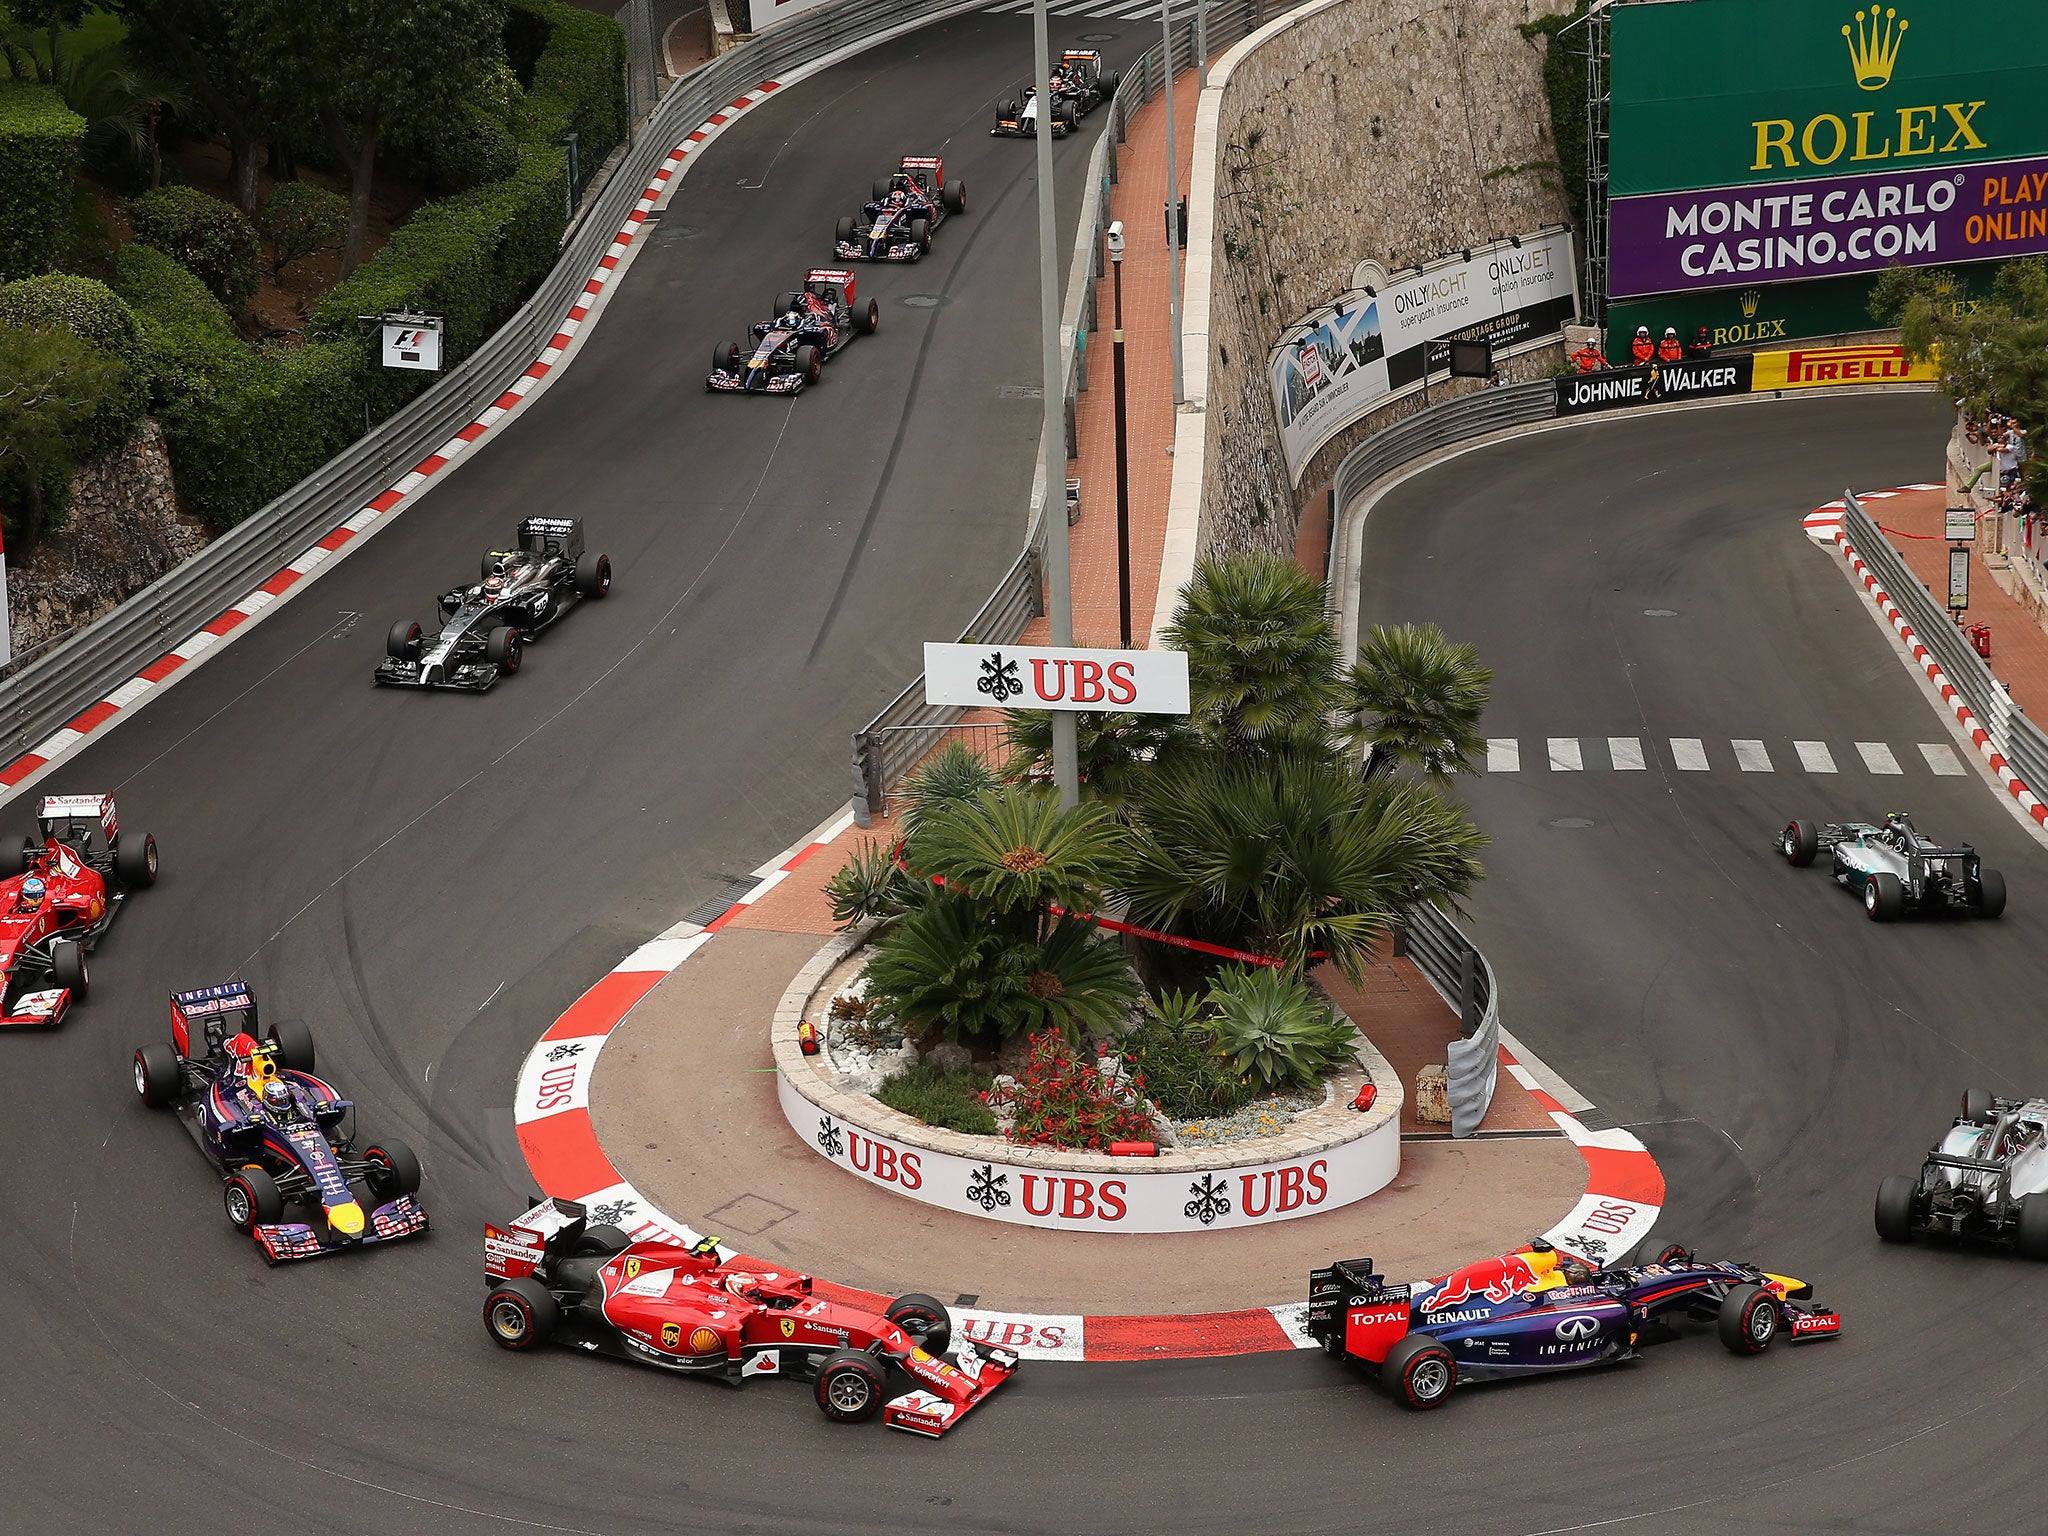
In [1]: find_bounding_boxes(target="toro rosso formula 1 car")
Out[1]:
[834,157,965,261]
[483,1197,1019,1437]
[376,516,611,690]
[708,270,879,394]
[0,793,158,1028]
[133,981,428,1263]
[1877,1088,2048,1257]
[1305,1240,1839,1410]
[1778,810,2005,920]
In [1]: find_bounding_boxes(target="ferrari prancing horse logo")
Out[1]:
[780,1318,796,1339]
[661,1321,681,1348]
[624,1257,641,1280]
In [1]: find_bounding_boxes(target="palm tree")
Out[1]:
[910,787,1131,929]
[1162,552,1341,755]
[1344,622,1492,781]
[1002,709,1185,811]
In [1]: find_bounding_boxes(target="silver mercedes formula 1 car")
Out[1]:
[1777,811,2005,921]
[1878,1090,2048,1258]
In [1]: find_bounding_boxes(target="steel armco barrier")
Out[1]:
[0,0,1002,772]
[1402,904,1499,1139]
[1843,490,2048,798]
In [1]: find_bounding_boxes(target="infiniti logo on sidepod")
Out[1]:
[1554,1315,1601,1341]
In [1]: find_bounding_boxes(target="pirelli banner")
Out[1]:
[1749,342,1939,389]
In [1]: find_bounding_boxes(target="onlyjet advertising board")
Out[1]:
[1608,0,2048,299]
[1268,230,1575,481]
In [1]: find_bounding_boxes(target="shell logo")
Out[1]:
[690,1326,721,1354]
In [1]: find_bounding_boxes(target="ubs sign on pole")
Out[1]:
[924,643,1190,714]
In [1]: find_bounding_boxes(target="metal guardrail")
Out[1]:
[1328,380,1557,525]
[1404,903,1500,1139]
[0,0,994,771]
[1843,490,2048,798]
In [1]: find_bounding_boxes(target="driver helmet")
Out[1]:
[17,875,45,913]
[261,1078,295,1120]
[483,573,507,598]
[780,309,805,329]
[1560,1257,1594,1285]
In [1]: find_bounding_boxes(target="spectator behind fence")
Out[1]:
[1656,327,1685,363]
[1630,325,1655,365]
[1687,326,1713,359]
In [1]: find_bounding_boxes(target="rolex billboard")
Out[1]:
[1608,0,2048,300]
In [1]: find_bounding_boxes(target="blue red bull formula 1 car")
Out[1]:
[132,982,429,1264]
[1305,1240,1840,1410]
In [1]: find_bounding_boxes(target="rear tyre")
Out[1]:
[575,551,612,599]
[1971,867,2006,918]
[486,626,522,675]
[363,1137,422,1199]
[485,1277,559,1350]
[942,180,965,214]
[50,940,87,998]
[800,346,823,385]
[115,832,159,888]
[1780,819,1818,866]
[1963,1087,1995,1125]
[387,620,422,661]
[1864,871,1904,921]
[1717,1283,1779,1354]
[2017,1193,2048,1261]
[814,1348,886,1423]
[1874,1174,1919,1243]
[835,215,855,245]
[134,1042,180,1107]
[1383,1333,1456,1410]
[265,1017,316,1074]
[224,1167,283,1232]
[858,299,879,334]
[885,1292,952,1357]
[1099,68,1119,99]
[571,1224,632,1258]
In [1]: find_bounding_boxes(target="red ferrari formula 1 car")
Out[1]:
[483,1198,1019,1437]
[0,793,158,1027]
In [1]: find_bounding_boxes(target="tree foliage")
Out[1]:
[0,322,124,552]
[1345,622,1492,781]
[256,179,346,280]
[1162,551,1341,756]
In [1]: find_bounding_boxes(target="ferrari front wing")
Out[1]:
[882,1341,1020,1437]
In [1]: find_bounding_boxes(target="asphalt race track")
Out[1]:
[1,20,2034,1529]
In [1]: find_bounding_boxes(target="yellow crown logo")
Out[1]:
[1842,6,1906,91]
[1739,289,1762,318]
[1930,270,1956,295]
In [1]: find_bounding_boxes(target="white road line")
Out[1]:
[1920,743,1966,776]
[1486,739,1520,772]
[1857,741,1903,774]
[1731,739,1773,772]
[1607,737,1645,770]
[1548,737,1583,771]
[1794,740,1837,773]
[1671,738,1709,771]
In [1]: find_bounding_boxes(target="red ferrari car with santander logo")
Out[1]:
[0,793,158,1027]
[483,1198,1019,1436]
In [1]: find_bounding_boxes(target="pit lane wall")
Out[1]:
[774,931,1403,1232]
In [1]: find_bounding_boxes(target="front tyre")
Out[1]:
[387,620,422,661]
[1780,819,1818,866]
[50,939,87,998]
[835,215,856,245]
[485,1278,559,1349]
[486,627,522,675]
[115,831,159,887]
[1383,1333,1456,1409]
[800,346,823,386]
[1874,1174,1918,1243]
[814,1348,886,1423]
[224,1167,283,1232]
[1864,871,1904,921]
[135,1042,180,1107]
[575,551,612,599]
[1717,1283,1779,1354]
[885,1292,952,1357]
[363,1137,422,1199]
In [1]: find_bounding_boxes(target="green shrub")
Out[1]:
[824,838,923,930]
[1119,994,1253,1120]
[0,83,85,280]
[256,182,348,281]
[509,0,628,169]
[1206,966,1358,1091]
[418,101,521,194]
[111,242,240,402]
[0,272,142,458]
[126,185,260,306]
[876,1061,997,1136]
[0,324,126,551]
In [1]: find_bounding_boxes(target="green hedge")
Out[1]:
[509,0,628,167]
[0,272,145,458]
[127,185,262,307]
[0,83,87,280]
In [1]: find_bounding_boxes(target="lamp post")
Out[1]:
[1107,221,1132,646]
[1162,0,1184,405]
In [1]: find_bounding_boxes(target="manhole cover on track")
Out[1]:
[1078,30,1118,40]
[900,294,944,308]
[1642,607,1680,617]
[1543,816,1599,830]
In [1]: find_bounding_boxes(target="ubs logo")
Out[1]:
[1553,1315,1601,1341]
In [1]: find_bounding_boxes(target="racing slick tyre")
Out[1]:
[908,217,930,254]
[1058,102,1079,130]
[1099,68,1119,99]
[871,177,891,202]
[776,291,802,314]
[715,342,739,374]
[1383,1334,1457,1410]
[814,1348,886,1423]
[485,1277,559,1350]
[1874,1174,1919,1243]
[114,830,158,887]
[134,1042,181,1107]
[486,626,522,675]
[1717,1284,1780,1354]
[363,1137,422,1199]
[17,834,36,873]
[1780,819,1818,866]
[885,1292,952,1357]
[571,1224,633,1258]
[264,1017,316,1074]
[1970,867,2006,918]
[857,298,879,334]
[575,551,612,598]
[1631,1237,1693,1266]
[50,939,87,998]
[1864,871,1904,921]
[2017,1194,2048,1261]
[387,619,422,661]
[800,346,823,386]
[835,215,855,245]
[224,1167,283,1232]
[1963,1087,1995,1125]
[942,180,965,214]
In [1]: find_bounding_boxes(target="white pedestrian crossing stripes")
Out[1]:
[1479,735,1982,778]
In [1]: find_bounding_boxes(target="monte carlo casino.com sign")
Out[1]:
[1606,0,2048,309]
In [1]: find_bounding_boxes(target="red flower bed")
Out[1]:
[986,1032,1155,1152]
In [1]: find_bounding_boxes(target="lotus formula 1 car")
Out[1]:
[133,981,428,1263]
[376,516,611,690]
[1877,1089,2048,1258]
[483,1197,1019,1437]
[991,51,1116,137]
[0,793,158,1028]
[1305,1239,1840,1410]
[708,269,879,394]
[1778,810,2005,921]
[834,157,965,261]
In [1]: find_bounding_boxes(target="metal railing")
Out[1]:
[1843,490,2048,798]
[0,0,997,771]
[1404,903,1500,1138]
